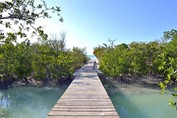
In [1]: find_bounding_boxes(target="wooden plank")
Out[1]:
[66,91,106,93]
[67,87,105,91]
[63,93,108,96]
[51,108,116,112]
[56,102,113,106]
[47,116,119,118]
[47,61,119,118]
[60,95,109,99]
[53,106,115,109]
[58,99,112,102]
[48,111,118,116]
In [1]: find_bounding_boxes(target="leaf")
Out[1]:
[37,4,42,8]
[160,89,165,94]
[158,65,164,70]
[174,87,177,91]
[169,99,175,107]
[159,82,166,90]
[5,22,11,28]
[164,80,169,84]
[172,93,177,97]
[162,61,166,66]
[167,74,171,81]
[169,57,175,63]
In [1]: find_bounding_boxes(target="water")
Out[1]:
[0,86,66,118]
[103,82,177,118]
[87,55,97,60]
[0,81,176,118]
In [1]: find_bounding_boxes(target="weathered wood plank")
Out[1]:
[53,106,115,109]
[48,111,118,116]
[51,108,116,112]
[60,95,109,99]
[58,99,112,102]
[56,101,113,106]
[47,116,119,118]
[47,61,119,118]
[64,91,107,94]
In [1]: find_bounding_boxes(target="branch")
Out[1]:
[0,15,17,20]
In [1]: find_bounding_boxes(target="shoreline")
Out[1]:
[0,77,73,89]
[0,61,91,89]
[0,62,89,89]
[97,72,173,95]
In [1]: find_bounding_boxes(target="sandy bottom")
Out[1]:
[110,82,161,95]
[100,75,164,95]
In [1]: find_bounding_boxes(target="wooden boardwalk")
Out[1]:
[47,61,119,118]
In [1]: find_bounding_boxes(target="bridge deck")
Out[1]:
[47,61,119,118]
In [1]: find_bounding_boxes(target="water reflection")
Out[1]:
[0,92,10,108]
[0,87,65,118]
[102,80,177,118]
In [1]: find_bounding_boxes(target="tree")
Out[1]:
[47,32,66,51]
[0,0,64,86]
[93,46,106,60]
[0,41,16,82]
[31,43,51,80]
[99,43,129,78]
[93,39,115,60]
[158,29,177,110]
[14,40,32,79]
[71,47,88,69]
[0,0,63,42]
[94,30,177,110]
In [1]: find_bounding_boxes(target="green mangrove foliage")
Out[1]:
[0,0,89,86]
[94,41,162,77]
[0,35,88,85]
[94,29,177,109]
[71,47,88,70]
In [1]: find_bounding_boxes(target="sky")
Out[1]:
[35,0,177,54]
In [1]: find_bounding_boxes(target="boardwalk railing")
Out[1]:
[47,60,119,118]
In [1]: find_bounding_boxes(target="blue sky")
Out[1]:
[42,0,177,54]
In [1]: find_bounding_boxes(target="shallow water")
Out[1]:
[104,82,177,118]
[87,55,97,60]
[0,81,176,118]
[0,86,65,118]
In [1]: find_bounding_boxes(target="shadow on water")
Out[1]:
[98,73,148,118]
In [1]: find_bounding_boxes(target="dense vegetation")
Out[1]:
[0,33,88,86]
[94,29,177,109]
[0,0,89,87]
[0,1,89,117]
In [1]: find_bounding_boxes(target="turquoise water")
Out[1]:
[104,83,177,118]
[0,82,176,118]
[87,55,97,60]
[0,87,65,118]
